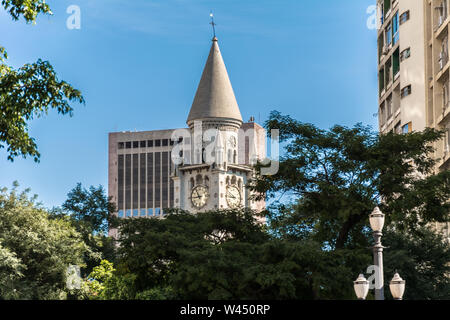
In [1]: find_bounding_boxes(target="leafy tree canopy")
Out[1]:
[251,111,450,249]
[110,209,369,300]
[0,0,84,162]
[0,182,86,299]
[55,183,116,275]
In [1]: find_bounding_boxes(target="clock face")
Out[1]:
[226,185,241,208]
[191,185,209,209]
[228,136,237,148]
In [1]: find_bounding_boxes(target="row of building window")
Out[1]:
[118,138,184,150]
[118,208,165,218]
[390,121,412,135]
[117,152,174,213]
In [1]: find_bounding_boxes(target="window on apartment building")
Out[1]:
[445,127,450,152]
[400,48,411,61]
[385,58,392,84]
[394,121,401,134]
[392,12,399,45]
[133,141,139,148]
[125,141,132,149]
[155,140,161,147]
[393,48,400,78]
[399,10,410,25]
[118,210,124,218]
[118,142,124,149]
[162,139,169,147]
[380,103,386,125]
[443,80,450,110]
[379,67,385,93]
[378,34,385,62]
[140,140,146,148]
[386,95,393,119]
[437,1,448,26]
[140,209,146,217]
[402,122,412,134]
[385,22,392,46]
[401,85,412,98]
[439,37,449,70]
[148,140,154,147]
[384,0,391,16]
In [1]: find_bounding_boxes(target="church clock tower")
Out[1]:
[172,37,262,213]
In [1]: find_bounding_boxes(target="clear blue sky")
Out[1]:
[0,0,378,208]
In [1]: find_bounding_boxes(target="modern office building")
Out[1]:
[108,37,267,237]
[377,0,449,238]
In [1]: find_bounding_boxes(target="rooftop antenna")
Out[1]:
[210,12,217,38]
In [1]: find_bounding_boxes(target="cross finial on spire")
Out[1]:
[210,12,217,40]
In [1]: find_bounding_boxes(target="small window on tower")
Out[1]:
[401,85,412,98]
[399,10,410,25]
[402,122,412,134]
[400,48,411,62]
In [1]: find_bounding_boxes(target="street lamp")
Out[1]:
[369,207,385,232]
[389,273,406,300]
[369,207,385,300]
[353,274,370,300]
[354,208,407,300]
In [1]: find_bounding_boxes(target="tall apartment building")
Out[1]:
[377,0,449,238]
[108,37,267,237]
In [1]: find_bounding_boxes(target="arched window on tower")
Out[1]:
[233,150,237,164]
[204,176,209,187]
[228,149,232,163]
[196,174,203,186]
[190,177,195,189]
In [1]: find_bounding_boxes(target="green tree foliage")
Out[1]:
[384,226,450,300]
[0,183,86,299]
[249,111,450,299]
[1,0,52,22]
[0,0,84,162]
[59,183,116,275]
[252,111,449,248]
[110,210,369,300]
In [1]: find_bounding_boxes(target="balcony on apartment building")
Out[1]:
[435,0,449,36]
[379,48,400,98]
[379,86,401,132]
[379,0,398,26]
[435,34,450,93]
[438,79,450,125]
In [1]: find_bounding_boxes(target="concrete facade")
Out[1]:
[377,0,449,240]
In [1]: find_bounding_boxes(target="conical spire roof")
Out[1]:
[187,38,243,125]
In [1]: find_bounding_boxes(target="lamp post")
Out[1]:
[369,207,385,300]
[389,273,406,300]
[353,207,407,300]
